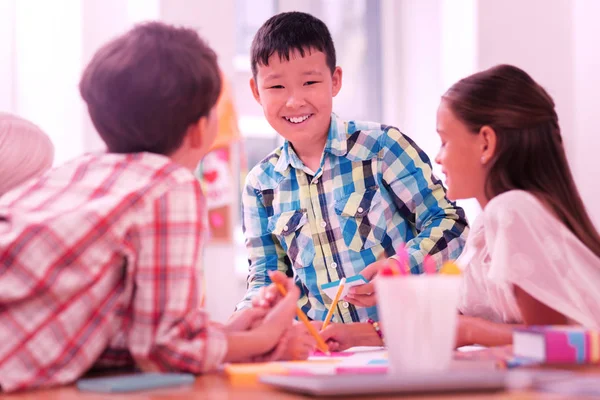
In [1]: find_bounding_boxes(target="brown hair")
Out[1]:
[80,22,221,155]
[443,64,600,258]
[250,11,336,79]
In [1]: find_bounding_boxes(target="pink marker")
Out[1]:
[423,254,437,275]
[391,247,408,276]
[380,264,395,277]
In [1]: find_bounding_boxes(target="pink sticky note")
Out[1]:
[310,351,355,357]
[335,366,388,374]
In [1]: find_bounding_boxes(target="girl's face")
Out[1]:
[434,100,489,205]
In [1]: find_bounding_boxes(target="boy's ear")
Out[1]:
[332,66,343,97]
[249,77,262,105]
[188,116,207,149]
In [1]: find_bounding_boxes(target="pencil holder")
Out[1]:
[375,275,462,374]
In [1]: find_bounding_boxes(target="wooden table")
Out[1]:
[0,370,594,400]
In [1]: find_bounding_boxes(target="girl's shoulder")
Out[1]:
[484,190,550,221]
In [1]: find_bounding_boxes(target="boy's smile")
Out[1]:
[250,48,342,159]
[283,114,314,124]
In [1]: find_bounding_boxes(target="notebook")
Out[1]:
[225,350,497,384]
[260,370,509,396]
[538,376,600,396]
[224,349,387,384]
[513,326,600,364]
[260,369,577,397]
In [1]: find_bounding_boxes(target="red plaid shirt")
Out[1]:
[0,153,227,392]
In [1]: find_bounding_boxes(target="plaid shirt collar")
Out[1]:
[274,113,349,174]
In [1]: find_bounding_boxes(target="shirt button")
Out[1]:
[330,262,337,270]
[283,225,289,231]
[313,179,318,184]
[342,301,350,309]
[320,221,327,228]
[357,207,364,213]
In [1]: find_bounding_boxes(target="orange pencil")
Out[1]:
[274,282,330,354]
[321,277,346,331]
[200,274,206,307]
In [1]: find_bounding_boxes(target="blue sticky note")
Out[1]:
[367,359,388,365]
[77,373,195,393]
[321,275,369,299]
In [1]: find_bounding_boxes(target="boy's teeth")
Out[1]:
[286,115,310,124]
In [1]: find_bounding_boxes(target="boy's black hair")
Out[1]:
[250,11,336,78]
[80,22,221,155]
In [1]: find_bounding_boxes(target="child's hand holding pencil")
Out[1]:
[243,271,326,360]
[251,279,281,309]
[269,271,331,355]
[223,271,299,363]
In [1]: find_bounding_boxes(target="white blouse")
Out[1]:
[457,190,600,328]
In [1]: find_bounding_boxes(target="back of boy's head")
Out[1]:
[80,22,221,155]
[250,12,336,79]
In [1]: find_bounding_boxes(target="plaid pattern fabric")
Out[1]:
[238,114,469,324]
[0,153,226,392]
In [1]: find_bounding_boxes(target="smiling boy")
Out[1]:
[236,12,468,333]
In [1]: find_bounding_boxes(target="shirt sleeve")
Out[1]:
[235,173,290,311]
[380,127,469,272]
[127,179,228,373]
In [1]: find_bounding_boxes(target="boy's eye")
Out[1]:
[269,85,284,89]
[304,81,319,86]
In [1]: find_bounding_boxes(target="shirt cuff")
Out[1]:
[234,299,253,312]
[203,324,228,371]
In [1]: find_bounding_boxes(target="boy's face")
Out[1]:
[250,49,342,149]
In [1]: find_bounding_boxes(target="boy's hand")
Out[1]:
[251,328,291,362]
[278,321,317,360]
[252,271,300,351]
[344,258,394,307]
[223,272,299,362]
[224,307,268,333]
[251,275,284,309]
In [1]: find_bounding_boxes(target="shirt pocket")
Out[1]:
[268,209,316,269]
[335,187,387,252]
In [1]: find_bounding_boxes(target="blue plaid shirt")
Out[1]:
[237,114,468,323]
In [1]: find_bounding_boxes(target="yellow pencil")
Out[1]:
[321,278,346,331]
[274,282,331,354]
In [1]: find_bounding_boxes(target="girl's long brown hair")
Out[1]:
[443,64,600,258]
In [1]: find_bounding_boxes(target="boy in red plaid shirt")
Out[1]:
[0,22,298,392]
